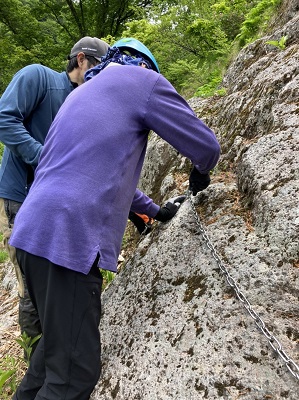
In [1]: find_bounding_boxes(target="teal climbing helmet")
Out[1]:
[112,37,160,73]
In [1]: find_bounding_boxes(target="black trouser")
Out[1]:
[13,249,103,400]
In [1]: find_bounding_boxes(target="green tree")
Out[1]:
[0,0,158,93]
[0,0,283,97]
[123,0,282,96]
[123,0,229,95]
[237,0,282,46]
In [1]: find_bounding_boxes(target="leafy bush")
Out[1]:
[165,60,202,96]
[0,143,4,160]
[101,269,115,289]
[0,250,8,263]
[0,356,18,399]
[15,332,42,365]
[237,0,282,47]
[195,70,226,98]
[266,35,288,50]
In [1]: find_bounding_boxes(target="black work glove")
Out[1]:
[155,195,186,222]
[188,167,210,195]
[128,211,153,235]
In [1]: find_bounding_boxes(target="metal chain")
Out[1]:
[186,191,299,381]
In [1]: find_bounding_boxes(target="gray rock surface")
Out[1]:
[92,1,299,398]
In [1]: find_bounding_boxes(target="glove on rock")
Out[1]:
[189,167,210,195]
[155,195,186,222]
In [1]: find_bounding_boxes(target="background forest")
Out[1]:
[0,0,282,99]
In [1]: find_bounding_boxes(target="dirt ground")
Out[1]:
[0,261,26,396]
[0,262,20,359]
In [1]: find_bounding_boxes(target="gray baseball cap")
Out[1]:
[68,36,109,61]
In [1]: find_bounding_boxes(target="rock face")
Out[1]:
[92,1,299,399]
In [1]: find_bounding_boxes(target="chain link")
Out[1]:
[186,191,299,381]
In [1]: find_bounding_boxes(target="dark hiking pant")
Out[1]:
[13,249,103,400]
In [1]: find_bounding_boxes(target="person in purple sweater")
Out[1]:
[10,38,220,400]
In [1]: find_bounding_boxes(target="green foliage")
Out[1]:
[195,69,226,98]
[0,250,9,263]
[123,1,229,96]
[165,59,202,97]
[15,332,42,365]
[186,18,229,58]
[0,0,284,97]
[0,0,157,93]
[237,0,282,47]
[0,356,18,398]
[266,35,288,50]
[211,0,253,41]
[101,269,115,289]
[123,0,281,97]
[0,143,4,159]
[0,232,8,263]
[0,368,15,391]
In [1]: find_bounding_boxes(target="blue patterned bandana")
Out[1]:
[84,47,152,81]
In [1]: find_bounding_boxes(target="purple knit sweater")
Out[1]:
[10,65,220,273]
